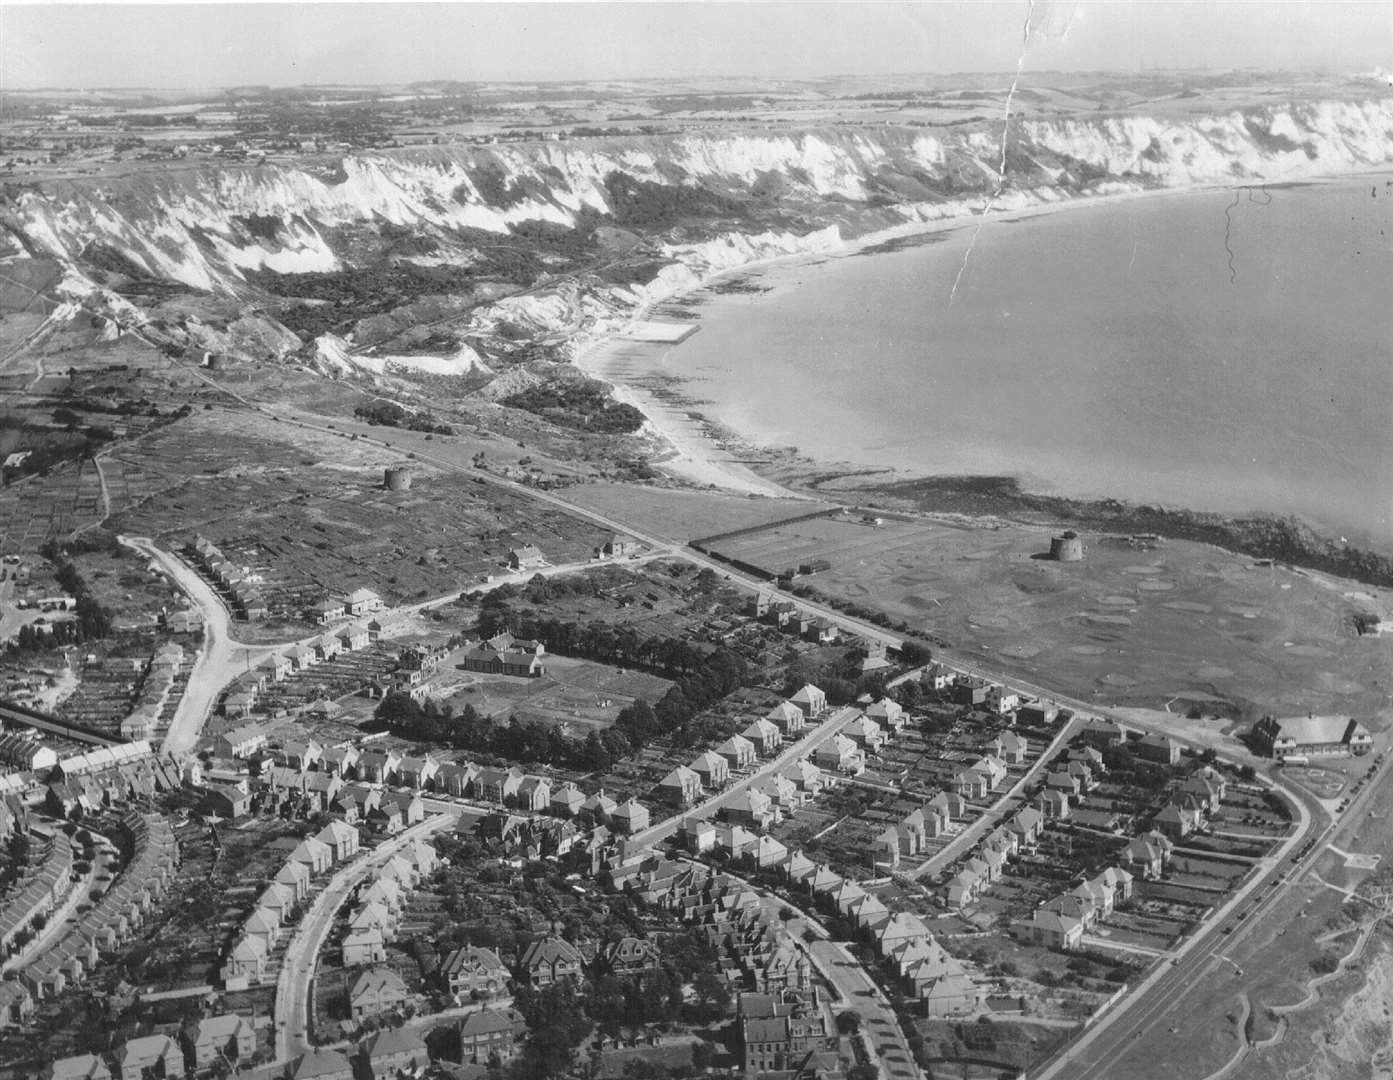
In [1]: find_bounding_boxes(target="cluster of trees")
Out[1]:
[503,381,646,435]
[602,170,746,229]
[352,400,455,435]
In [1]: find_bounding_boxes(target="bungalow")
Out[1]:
[518,936,584,988]
[549,781,586,817]
[812,733,865,776]
[766,700,806,735]
[842,714,886,753]
[658,766,704,807]
[788,684,827,719]
[716,735,756,771]
[1014,909,1084,951]
[741,717,782,756]
[690,751,730,790]
[349,967,410,1022]
[611,798,650,835]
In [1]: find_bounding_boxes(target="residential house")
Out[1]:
[434,760,477,798]
[1038,789,1071,820]
[716,735,756,771]
[518,936,585,988]
[342,927,386,967]
[473,765,524,804]
[788,684,827,719]
[549,781,586,817]
[766,700,806,735]
[812,733,865,776]
[42,1056,112,1080]
[458,1008,523,1065]
[287,1050,354,1080]
[396,754,439,790]
[690,751,730,790]
[355,749,402,785]
[515,775,551,812]
[442,946,510,999]
[312,599,345,625]
[752,834,789,869]
[316,820,361,863]
[349,967,410,1022]
[1134,733,1182,766]
[181,1014,256,1070]
[114,1034,182,1079]
[657,766,703,807]
[723,788,777,831]
[1124,831,1175,880]
[680,817,716,853]
[214,725,267,760]
[319,745,359,778]
[1014,909,1084,951]
[289,836,333,876]
[581,790,618,825]
[1007,807,1044,849]
[740,718,782,756]
[507,546,546,571]
[864,697,906,735]
[842,714,886,753]
[781,759,826,795]
[1179,767,1227,814]
[739,991,832,1075]
[345,588,382,616]
[611,798,650,835]
[358,1027,428,1080]
[993,731,1029,765]
[985,685,1020,715]
[1017,701,1059,726]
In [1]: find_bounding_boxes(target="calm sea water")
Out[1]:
[662,179,1393,548]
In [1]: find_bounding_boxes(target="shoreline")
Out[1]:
[572,164,1393,554]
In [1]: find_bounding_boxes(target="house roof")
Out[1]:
[288,1049,353,1080]
[460,1008,518,1037]
[361,1026,427,1059]
[350,966,408,1001]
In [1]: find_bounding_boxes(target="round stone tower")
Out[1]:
[383,467,412,492]
[1050,530,1084,562]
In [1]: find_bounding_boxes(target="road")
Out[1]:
[1033,748,1385,1080]
[120,536,241,757]
[274,813,458,1062]
[630,706,863,849]
[807,938,920,1080]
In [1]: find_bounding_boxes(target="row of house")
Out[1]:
[0,829,74,958]
[189,535,270,621]
[751,592,841,646]
[310,587,384,626]
[341,839,439,971]
[941,805,1046,910]
[117,642,185,741]
[42,1014,258,1080]
[21,813,178,1000]
[875,791,970,869]
[221,821,364,988]
[1013,866,1136,951]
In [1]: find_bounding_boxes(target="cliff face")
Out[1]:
[7,99,1391,295]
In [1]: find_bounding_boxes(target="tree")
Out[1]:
[836,1010,863,1035]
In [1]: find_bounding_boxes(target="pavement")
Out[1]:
[273,813,458,1063]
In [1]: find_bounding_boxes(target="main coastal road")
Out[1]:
[274,813,458,1062]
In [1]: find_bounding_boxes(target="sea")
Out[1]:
[652,177,1393,550]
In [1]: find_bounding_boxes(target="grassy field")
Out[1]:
[710,515,1393,730]
[563,482,833,544]
[437,653,672,732]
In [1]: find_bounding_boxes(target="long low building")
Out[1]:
[1253,714,1373,760]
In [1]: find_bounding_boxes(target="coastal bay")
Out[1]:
[588,175,1393,553]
